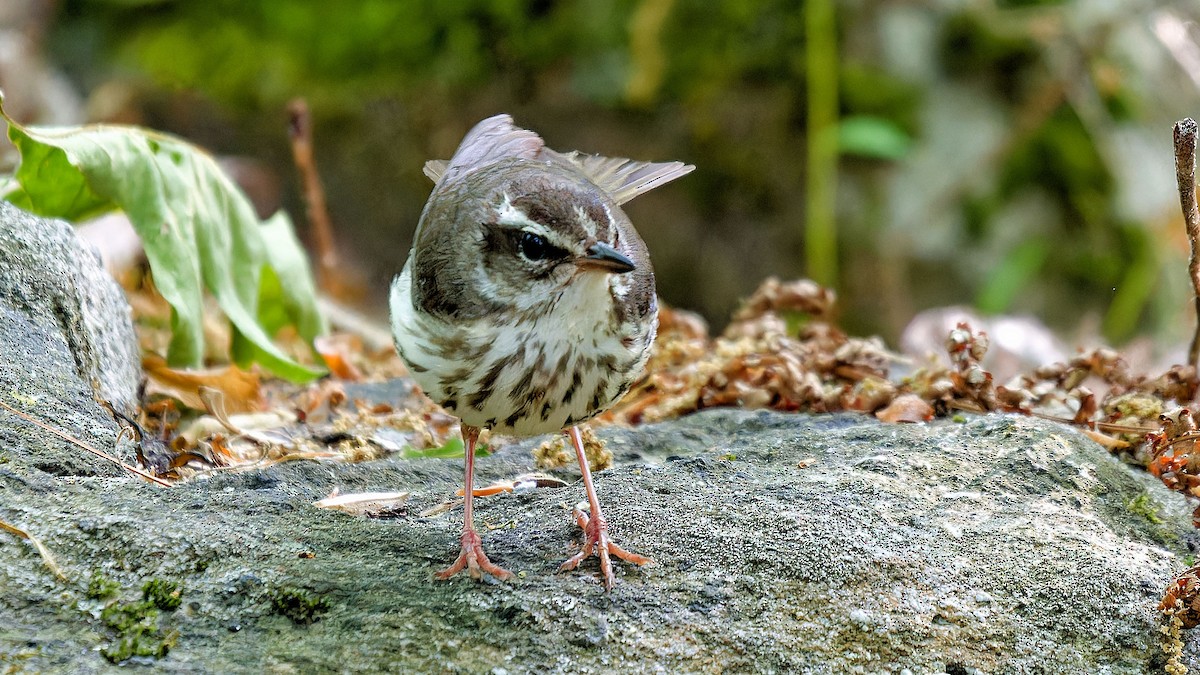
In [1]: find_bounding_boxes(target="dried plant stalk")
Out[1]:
[1173,118,1200,368]
[0,400,171,486]
[288,99,340,294]
[0,519,66,580]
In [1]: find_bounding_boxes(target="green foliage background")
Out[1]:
[45,0,1200,349]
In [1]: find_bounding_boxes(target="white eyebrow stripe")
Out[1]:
[496,194,550,235]
[573,205,599,239]
[496,193,537,226]
[494,193,573,249]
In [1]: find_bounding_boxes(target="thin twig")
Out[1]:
[287,98,340,293]
[0,519,66,581]
[1174,118,1200,369]
[0,400,171,487]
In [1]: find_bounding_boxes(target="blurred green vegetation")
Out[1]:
[40,0,1200,350]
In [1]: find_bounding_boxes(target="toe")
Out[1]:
[435,535,512,582]
[607,541,653,567]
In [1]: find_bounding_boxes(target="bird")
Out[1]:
[390,114,693,589]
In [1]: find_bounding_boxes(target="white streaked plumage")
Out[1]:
[389,255,655,435]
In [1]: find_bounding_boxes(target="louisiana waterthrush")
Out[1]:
[390,114,692,588]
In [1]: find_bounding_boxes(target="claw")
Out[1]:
[436,528,513,582]
[559,507,651,590]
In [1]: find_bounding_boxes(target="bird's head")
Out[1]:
[465,165,647,314]
[410,156,657,324]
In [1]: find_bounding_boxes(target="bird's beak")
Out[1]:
[577,241,636,274]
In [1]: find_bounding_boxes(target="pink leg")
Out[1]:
[435,424,513,582]
[559,425,651,590]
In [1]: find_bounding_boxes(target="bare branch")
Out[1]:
[1173,118,1200,369]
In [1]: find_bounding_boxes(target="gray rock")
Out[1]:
[0,200,141,475]
[0,408,1197,673]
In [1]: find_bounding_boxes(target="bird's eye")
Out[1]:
[518,232,560,261]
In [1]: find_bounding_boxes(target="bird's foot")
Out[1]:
[559,507,651,590]
[435,528,513,582]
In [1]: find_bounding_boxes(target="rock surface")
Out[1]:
[1,404,1198,673]
[0,200,140,412]
[0,200,141,479]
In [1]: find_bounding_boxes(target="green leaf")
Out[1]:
[0,96,326,382]
[837,115,913,160]
[258,212,325,340]
[231,212,327,382]
[400,437,490,460]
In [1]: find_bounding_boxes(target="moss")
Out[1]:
[86,571,120,601]
[269,586,331,625]
[1127,492,1164,525]
[101,600,158,634]
[143,578,182,611]
[99,600,172,662]
[90,578,182,663]
[101,629,177,663]
[1121,490,1184,551]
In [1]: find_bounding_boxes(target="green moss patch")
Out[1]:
[269,586,331,625]
[86,575,184,663]
[143,578,183,611]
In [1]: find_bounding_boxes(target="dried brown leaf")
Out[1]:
[731,277,836,322]
[875,394,934,423]
[1162,564,1200,629]
[532,427,611,471]
[314,334,365,381]
[143,353,262,413]
[458,473,570,497]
